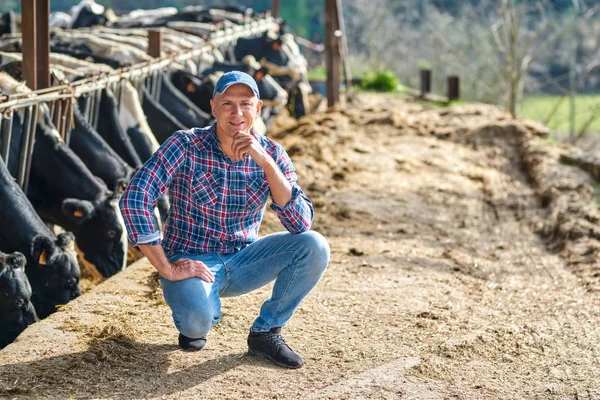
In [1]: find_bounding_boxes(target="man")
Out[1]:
[119,71,329,369]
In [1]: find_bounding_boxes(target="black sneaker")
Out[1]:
[178,333,207,351]
[247,327,304,369]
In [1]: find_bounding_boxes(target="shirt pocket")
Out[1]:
[246,177,270,210]
[191,171,219,207]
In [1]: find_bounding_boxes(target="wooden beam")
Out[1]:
[420,69,431,97]
[21,0,37,90]
[148,29,163,58]
[447,75,460,101]
[36,0,50,89]
[271,0,280,18]
[325,0,340,107]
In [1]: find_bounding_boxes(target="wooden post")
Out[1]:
[271,0,280,18]
[36,0,50,89]
[325,0,340,108]
[21,0,37,90]
[148,30,163,58]
[447,75,460,101]
[335,0,352,96]
[420,69,431,97]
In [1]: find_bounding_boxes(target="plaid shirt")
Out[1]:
[119,124,313,257]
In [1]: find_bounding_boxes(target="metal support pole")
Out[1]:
[420,69,431,97]
[1,111,14,164]
[17,106,33,189]
[23,105,38,195]
[447,76,460,101]
[21,0,38,90]
[148,29,163,58]
[325,0,340,108]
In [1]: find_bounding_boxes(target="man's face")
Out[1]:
[210,83,263,138]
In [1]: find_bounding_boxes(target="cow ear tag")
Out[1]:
[38,249,47,265]
[74,210,84,218]
[255,71,264,81]
[272,41,281,51]
[186,81,196,93]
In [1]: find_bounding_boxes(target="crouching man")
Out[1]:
[119,71,329,369]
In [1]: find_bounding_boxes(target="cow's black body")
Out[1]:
[90,89,143,169]
[142,87,187,144]
[70,103,135,192]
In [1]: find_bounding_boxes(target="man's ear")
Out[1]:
[256,99,263,116]
[61,198,94,224]
[210,98,216,116]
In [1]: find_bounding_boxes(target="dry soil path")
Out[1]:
[1,94,599,399]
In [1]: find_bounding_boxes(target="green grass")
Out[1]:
[520,95,600,135]
[307,66,326,81]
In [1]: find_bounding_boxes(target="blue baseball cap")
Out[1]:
[212,71,260,99]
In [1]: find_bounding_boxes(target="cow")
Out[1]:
[0,11,19,36]
[50,30,153,69]
[0,72,128,279]
[0,252,38,349]
[81,88,143,169]
[141,86,187,144]
[157,72,212,130]
[69,0,116,29]
[69,102,135,193]
[0,251,37,349]
[0,158,80,320]
[233,32,311,118]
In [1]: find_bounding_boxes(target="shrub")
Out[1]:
[361,70,400,92]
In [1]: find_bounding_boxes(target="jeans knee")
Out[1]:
[297,230,330,272]
[175,308,219,338]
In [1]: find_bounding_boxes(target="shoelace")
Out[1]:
[265,333,291,350]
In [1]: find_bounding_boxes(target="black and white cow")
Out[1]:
[141,86,187,144]
[233,32,311,118]
[70,102,135,192]
[0,159,80,319]
[82,88,143,169]
[0,11,18,36]
[0,251,37,349]
[0,72,128,279]
[158,72,211,130]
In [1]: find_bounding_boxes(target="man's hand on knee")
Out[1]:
[165,258,215,282]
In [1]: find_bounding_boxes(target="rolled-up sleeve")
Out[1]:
[269,146,314,233]
[119,132,186,246]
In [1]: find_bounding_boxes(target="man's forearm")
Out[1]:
[262,158,292,207]
[138,244,172,278]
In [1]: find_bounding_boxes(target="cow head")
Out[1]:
[61,195,127,279]
[29,232,81,319]
[0,251,38,348]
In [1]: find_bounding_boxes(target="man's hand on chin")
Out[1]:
[231,130,270,166]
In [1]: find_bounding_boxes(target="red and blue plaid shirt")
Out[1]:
[119,124,313,257]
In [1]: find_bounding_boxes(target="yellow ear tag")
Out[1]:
[273,42,281,51]
[255,71,264,81]
[186,82,196,93]
[39,249,47,265]
[74,210,84,218]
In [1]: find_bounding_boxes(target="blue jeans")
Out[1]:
[160,230,330,338]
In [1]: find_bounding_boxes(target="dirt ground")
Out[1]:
[1,93,600,399]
